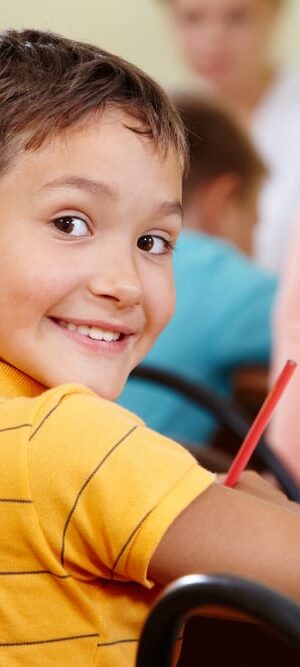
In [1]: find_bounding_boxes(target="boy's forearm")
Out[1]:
[149,482,300,602]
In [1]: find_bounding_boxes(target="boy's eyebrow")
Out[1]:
[157,200,183,220]
[40,175,114,197]
[40,175,183,219]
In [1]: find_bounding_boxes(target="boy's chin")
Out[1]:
[27,366,128,402]
[77,371,129,401]
[61,376,126,401]
[91,383,124,402]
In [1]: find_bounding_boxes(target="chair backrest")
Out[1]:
[136,574,300,667]
[131,365,300,501]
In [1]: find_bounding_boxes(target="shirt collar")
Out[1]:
[0,360,46,398]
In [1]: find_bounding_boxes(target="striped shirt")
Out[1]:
[0,360,214,666]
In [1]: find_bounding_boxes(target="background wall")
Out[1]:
[1,0,299,88]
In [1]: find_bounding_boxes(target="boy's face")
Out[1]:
[0,109,182,399]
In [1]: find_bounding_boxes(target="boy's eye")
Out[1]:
[53,216,90,237]
[137,234,172,255]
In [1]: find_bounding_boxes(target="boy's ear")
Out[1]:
[186,173,240,237]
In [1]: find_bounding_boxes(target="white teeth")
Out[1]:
[59,320,121,342]
[77,325,90,336]
[89,327,119,342]
[65,322,77,332]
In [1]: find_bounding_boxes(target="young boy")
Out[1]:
[177,94,266,256]
[0,28,299,667]
[119,95,276,445]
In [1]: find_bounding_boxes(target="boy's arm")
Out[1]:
[149,479,300,602]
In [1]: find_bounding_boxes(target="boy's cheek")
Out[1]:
[154,290,176,340]
[163,283,177,327]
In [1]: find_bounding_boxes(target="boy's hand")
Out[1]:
[218,470,300,513]
[217,470,287,503]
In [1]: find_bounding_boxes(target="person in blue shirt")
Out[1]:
[118,95,277,445]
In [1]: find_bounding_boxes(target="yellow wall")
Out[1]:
[1,0,299,87]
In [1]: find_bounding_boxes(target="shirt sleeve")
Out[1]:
[27,386,215,587]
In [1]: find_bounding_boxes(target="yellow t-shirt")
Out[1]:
[0,361,214,666]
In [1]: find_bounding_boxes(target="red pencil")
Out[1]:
[224,359,297,488]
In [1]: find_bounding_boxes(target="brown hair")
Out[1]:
[0,29,187,175]
[174,93,267,203]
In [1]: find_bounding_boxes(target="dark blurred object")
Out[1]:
[212,364,269,466]
[136,574,300,667]
[234,364,269,414]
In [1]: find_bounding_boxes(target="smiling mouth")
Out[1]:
[55,319,125,343]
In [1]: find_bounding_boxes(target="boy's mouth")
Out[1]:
[53,318,126,343]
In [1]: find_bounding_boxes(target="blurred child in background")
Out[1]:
[176,94,265,255]
[162,0,300,273]
[118,94,277,446]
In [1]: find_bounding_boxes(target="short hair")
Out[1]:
[174,93,267,203]
[0,29,187,175]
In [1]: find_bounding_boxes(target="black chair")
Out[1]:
[136,574,300,667]
[130,365,300,501]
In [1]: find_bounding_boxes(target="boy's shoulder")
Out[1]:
[0,365,144,448]
[29,382,145,437]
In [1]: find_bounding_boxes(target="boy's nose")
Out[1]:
[87,264,143,309]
